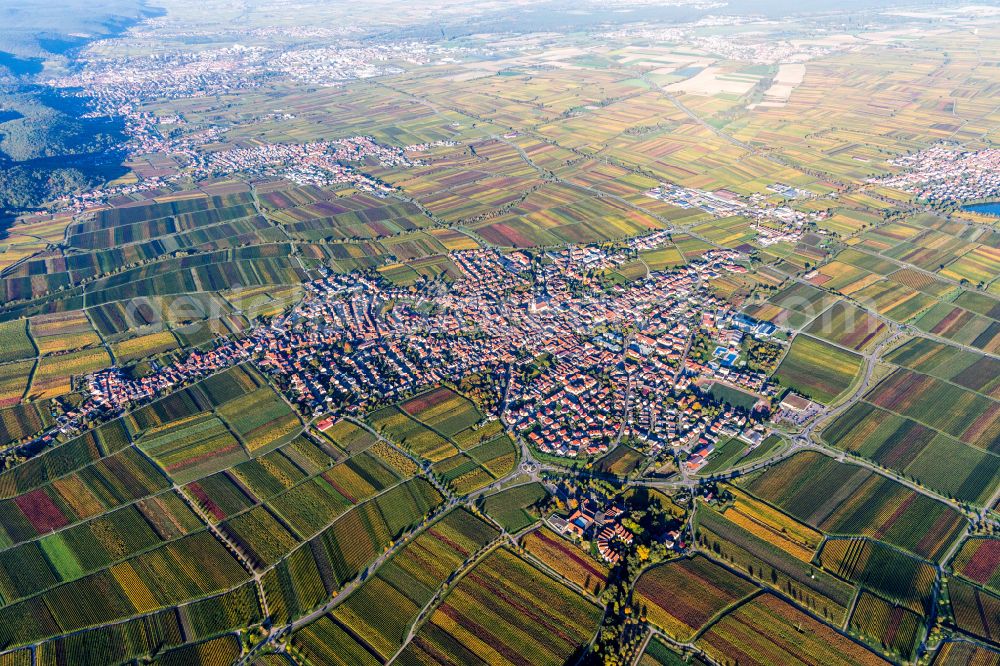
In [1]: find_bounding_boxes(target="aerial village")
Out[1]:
[55,34,469,113]
[190,136,416,189]
[47,33,449,210]
[16,236,789,493]
[872,144,1000,203]
[46,132,424,215]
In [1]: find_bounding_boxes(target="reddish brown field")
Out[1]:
[634,556,757,640]
[401,386,455,416]
[14,488,70,533]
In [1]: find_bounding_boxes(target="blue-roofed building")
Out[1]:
[754,321,777,336]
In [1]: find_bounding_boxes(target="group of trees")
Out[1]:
[579,487,689,665]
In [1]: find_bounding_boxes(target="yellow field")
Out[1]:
[30,347,112,400]
[30,311,103,356]
[722,486,823,561]
[111,331,180,364]
[427,228,480,251]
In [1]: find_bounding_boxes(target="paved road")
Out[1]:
[110,74,1000,664]
[235,326,984,662]
[237,407,538,661]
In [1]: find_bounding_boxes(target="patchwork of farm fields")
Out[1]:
[803,301,889,352]
[696,504,856,626]
[948,578,1000,645]
[367,388,522,494]
[521,526,609,596]
[5,7,1000,665]
[862,368,1000,453]
[0,362,460,655]
[737,452,967,561]
[481,482,550,533]
[293,507,500,663]
[396,547,603,666]
[822,399,1000,505]
[696,593,891,666]
[885,337,1000,399]
[849,589,924,661]
[951,537,1000,595]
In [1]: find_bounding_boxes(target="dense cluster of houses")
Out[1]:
[53,44,269,112]
[49,33,439,209]
[510,343,627,457]
[192,136,412,190]
[274,41,473,87]
[27,241,784,477]
[874,145,1000,203]
[498,245,774,458]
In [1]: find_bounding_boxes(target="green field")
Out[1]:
[774,335,863,404]
[480,482,550,532]
[822,400,1000,505]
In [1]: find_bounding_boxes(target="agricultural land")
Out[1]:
[0,0,999,664]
